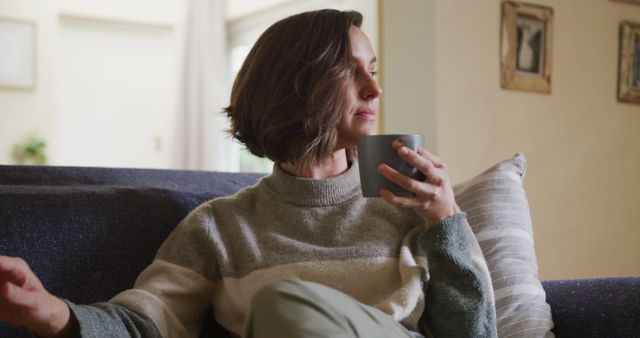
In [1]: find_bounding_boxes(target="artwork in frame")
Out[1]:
[618,21,640,104]
[500,1,553,93]
[0,17,36,89]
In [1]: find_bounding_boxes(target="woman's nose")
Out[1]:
[360,76,382,100]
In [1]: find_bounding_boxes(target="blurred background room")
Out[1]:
[0,0,638,281]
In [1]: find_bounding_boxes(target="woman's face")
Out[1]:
[335,26,382,149]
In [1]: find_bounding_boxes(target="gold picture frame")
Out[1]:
[617,21,640,104]
[500,1,553,93]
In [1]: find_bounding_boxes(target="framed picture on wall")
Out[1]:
[500,1,553,93]
[0,17,36,89]
[618,21,640,104]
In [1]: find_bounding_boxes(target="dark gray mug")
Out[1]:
[357,134,426,198]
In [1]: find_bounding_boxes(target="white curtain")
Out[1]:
[174,0,235,171]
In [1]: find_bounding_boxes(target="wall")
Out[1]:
[0,1,55,165]
[382,0,640,279]
[379,1,436,146]
[0,0,185,167]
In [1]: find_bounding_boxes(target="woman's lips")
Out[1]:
[355,110,376,120]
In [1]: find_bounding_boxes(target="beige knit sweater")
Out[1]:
[69,162,496,338]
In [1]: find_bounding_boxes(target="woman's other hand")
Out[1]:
[0,255,74,338]
[377,140,461,229]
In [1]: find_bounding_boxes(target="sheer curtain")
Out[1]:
[174,0,236,171]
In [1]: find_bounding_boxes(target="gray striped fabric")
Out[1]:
[453,153,555,338]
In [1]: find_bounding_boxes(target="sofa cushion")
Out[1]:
[542,276,640,337]
[454,153,554,337]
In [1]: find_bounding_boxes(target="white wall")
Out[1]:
[0,1,55,165]
[0,0,185,168]
[382,0,640,279]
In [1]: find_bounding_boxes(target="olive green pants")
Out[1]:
[244,279,423,338]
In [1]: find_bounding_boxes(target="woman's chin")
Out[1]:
[361,125,378,136]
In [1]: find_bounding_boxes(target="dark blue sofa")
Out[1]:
[0,165,638,337]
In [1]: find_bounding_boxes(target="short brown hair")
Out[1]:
[224,9,363,170]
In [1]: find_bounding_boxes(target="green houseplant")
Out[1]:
[11,136,48,165]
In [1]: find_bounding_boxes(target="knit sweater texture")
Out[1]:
[68,162,497,338]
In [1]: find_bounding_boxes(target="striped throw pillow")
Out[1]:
[453,153,555,338]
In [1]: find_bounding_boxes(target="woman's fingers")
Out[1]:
[1,281,34,307]
[384,141,460,228]
[0,256,44,302]
[402,147,443,186]
[0,256,28,287]
[0,273,38,328]
[378,164,432,196]
[378,163,442,205]
[393,144,444,187]
[379,189,426,209]
[392,139,445,168]
[0,256,71,336]
[391,140,403,151]
[417,147,445,168]
[391,140,445,185]
[1,281,54,332]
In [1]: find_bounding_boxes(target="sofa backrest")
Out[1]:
[0,165,263,337]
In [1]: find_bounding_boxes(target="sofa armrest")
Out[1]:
[542,276,640,338]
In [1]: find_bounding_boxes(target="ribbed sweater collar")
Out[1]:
[261,161,361,206]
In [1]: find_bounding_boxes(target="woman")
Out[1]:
[0,9,496,338]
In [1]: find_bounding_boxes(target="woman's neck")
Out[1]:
[279,149,349,179]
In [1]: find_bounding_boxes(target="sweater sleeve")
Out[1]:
[65,300,162,338]
[418,213,497,338]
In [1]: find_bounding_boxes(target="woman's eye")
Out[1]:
[369,71,378,77]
